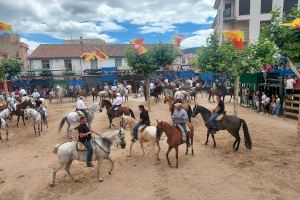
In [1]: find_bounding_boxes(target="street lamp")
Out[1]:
[80,36,83,76]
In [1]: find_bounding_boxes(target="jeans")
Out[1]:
[177,123,188,134]
[209,112,219,128]
[83,139,93,163]
[133,123,142,140]
[272,104,281,116]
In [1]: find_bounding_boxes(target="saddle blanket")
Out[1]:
[216,114,224,121]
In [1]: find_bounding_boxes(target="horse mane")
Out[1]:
[102,99,111,106]
[197,105,211,115]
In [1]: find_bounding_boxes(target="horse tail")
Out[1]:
[53,144,61,154]
[187,105,192,122]
[58,116,67,133]
[129,109,135,119]
[241,119,252,150]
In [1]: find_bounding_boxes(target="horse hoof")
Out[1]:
[49,183,55,187]
[108,171,112,175]
[204,143,208,145]
[213,145,216,148]
[98,178,104,182]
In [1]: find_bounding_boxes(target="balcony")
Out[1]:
[223,8,235,21]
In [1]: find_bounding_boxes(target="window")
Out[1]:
[283,0,298,14]
[224,3,232,18]
[182,57,186,64]
[239,0,250,15]
[115,58,122,67]
[261,0,273,13]
[91,60,98,69]
[41,60,50,69]
[64,60,72,70]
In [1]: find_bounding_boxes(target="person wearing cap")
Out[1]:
[172,103,190,147]
[174,88,183,103]
[31,88,40,100]
[131,105,150,142]
[76,96,89,117]
[209,95,225,133]
[110,93,123,117]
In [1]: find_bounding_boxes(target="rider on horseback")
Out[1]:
[131,105,150,142]
[209,95,225,133]
[78,116,94,167]
[172,103,190,147]
[110,93,123,117]
[76,97,89,119]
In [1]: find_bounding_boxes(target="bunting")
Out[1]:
[130,38,147,55]
[221,30,244,51]
[282,18,300,29]
[0,21,12,32]
[173,35,183,48]
[95,48,109,60]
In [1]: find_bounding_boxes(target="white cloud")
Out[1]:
[20,38,41,54]
[0,0,216,40]
[180,28,213,49]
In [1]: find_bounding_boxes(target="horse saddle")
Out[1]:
[77,141,87,151]
[175,124,190,142]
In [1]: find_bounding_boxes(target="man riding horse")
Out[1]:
[172,103,190,147]
[110,93,123,117]
[76,97,89,119]
[131,105,150,142]
[209,95,225,133]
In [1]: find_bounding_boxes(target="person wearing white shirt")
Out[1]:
[111,85,117,92]
[286,76,295,98]
[110,93,123,116]
[76,97,87,110]
[174,88,183,103]
[150,82,155,92]
[31,89,40,99]
[19,88,27,97]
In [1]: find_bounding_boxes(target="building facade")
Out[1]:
[0,34,29,70]
[213,0,300,44]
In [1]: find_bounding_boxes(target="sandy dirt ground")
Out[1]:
[0,94,299,200]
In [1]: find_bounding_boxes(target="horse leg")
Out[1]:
[6,127,8,141]
[234,135,241,151]
[127,141,134,157]
[22,115,26,126]
[34,123,36,136]
[205,130,209,145]
[175,146,179,168]
[50,162,65,187]
[166,146,173,168]
[140,141,145,156]
[156,140,161,161]
[65,160,74,180]
[17,115,20,127]
[107,156,114,175]
[191,135,194,156]
[229,95,233,103]
[97,159,104,182]
[0,130,2,140]
[211,134,216,148]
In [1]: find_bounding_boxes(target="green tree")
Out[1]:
[0,58,22,80]
[125,43,177,110]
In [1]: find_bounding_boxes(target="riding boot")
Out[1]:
[86,162,94,167]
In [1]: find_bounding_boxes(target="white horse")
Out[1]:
[98,90,110,99]
[57,87,65,103]
[125,85,132,94]
[0,117,8,140]
[120,115,161,160]
[50,129,126,186]
[25,108,44,136]
[0,108,11,120]
[58,102,101,138]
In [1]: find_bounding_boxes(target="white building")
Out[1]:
[213,0,300,44]
[29,44,131,76]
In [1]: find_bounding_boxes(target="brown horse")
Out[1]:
[79,89,88,100]
[163,96,192,122]
[13,100,33,127]
[100,99,135,128]
[156,121,194,168]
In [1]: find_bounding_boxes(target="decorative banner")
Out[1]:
[95,48,109,60]
[282,18,300,29]
[221,30,244,51]
[130,38,147,55]
[130,38,144,45]
[80,48,109,62]
[0,21,12,32]
[173,35,183,48]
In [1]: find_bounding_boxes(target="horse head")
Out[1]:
[192,105,211,122]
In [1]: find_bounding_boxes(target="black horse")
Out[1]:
[192,105,252,151]
[218,84,234,103]
[143,85,163,103]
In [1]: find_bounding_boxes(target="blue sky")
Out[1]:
[0,0,216,52]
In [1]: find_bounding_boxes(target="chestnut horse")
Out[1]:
[163,96,192,122]
[156,121,194,168]
[100,99,135,128]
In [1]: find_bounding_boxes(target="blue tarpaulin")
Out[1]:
[201,72,214,81]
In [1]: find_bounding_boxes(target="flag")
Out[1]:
[95,48,109,60]
[130,38,144,45]
[173,35,183,48]
[221,30,244,51]
[282,18,300,29]
[134,44,147,55]
[0,21,12,32]
[130,38,147,55]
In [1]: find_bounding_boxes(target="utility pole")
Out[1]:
[80,36,83,75]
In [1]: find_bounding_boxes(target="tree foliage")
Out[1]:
[260,8,300,64]
[0,58,22,79]
[150,43,179,70]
